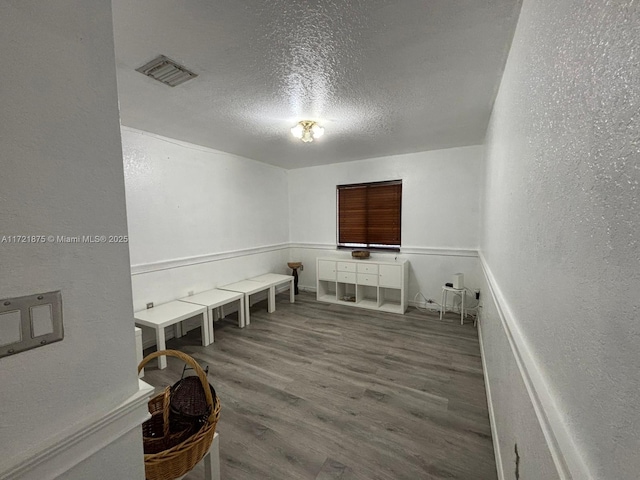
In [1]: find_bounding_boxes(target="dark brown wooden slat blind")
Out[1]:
[338,185,368,244]
[337,180,402,249]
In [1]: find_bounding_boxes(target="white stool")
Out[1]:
[440,286,466,325]
[176,431,220,480]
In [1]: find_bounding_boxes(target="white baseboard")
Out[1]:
[477,319,505,480]
[0,380,154,480]
[479,252,591,480]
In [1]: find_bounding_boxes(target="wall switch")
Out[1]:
[0,310,22,347]
[31,304,54,337]
[0,291,63,358]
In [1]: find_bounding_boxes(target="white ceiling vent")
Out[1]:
[135,55,198,87]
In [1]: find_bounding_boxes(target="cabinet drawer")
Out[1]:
[357,273,378,286]
[379,264,402,288]
[337,272,356,284]
[318,260,336,281]
[357,263,378,274]
[337,262,357,273]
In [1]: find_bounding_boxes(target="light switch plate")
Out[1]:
[0,291,63,358]
[0,310,22,347]
[31,304,54,337]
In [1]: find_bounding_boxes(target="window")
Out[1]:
[337,180,402,251]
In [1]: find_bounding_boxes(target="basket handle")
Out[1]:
[161,387,171,438]
[138,350,216,422]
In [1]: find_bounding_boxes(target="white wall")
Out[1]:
[121,127,290,316]
[480,0,640,478]
[0,2,145,478]
[288,146,484,306]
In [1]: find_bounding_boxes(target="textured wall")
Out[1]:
[121,127,290,312]
[289,146,484,248]
[481,0,640,478]
[0,1,144,477]
[122,127,289,265]
[288,146,485,303]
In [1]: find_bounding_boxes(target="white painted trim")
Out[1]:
[289,242,337,250]
[132,244,479,276]
[291,242,479,257]
[1,380,154,480]
[131,243,290,275]
[400,246,478,257]
[478,252,591,480]
[477,319,505,480]
[407,300,441,312]
[298,285,317,293]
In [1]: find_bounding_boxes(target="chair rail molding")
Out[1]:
[132,244,480,277]
[291,242,478,257]
[0,380,154,480]
[131,243,290,276]
[479,252,591,480]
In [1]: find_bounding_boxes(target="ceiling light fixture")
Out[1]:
[291,120,324,143]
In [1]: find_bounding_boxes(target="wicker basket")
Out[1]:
[170,375,216,427]
[142,387,193,455]
[351,250,370,259]
[138,350,221,480]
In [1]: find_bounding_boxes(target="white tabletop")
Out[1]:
[134,301,207,328]
[218,279,269,295]
[179,288,244,308]
[249,273,293,286]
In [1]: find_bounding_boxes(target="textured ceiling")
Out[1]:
[112,0,522,169]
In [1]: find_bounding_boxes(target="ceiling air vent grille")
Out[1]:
[136,55,198,87]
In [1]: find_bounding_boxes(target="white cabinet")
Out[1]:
[318,260,336,281]
[379,264,402,287]
[316,257,409,314]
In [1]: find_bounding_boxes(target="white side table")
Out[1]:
[440,286,466,325]
[134,301,208,369]
[249,273,295,308]
[218,280,271,326]
[179,288,246,340]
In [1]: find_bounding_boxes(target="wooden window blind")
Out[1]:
[337,180,402,250]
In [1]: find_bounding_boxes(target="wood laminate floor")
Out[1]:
[141,292,497,480]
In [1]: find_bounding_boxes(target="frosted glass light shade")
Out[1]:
[291,120,324,142]
[311,124,324,138]
[291,124,304,138]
